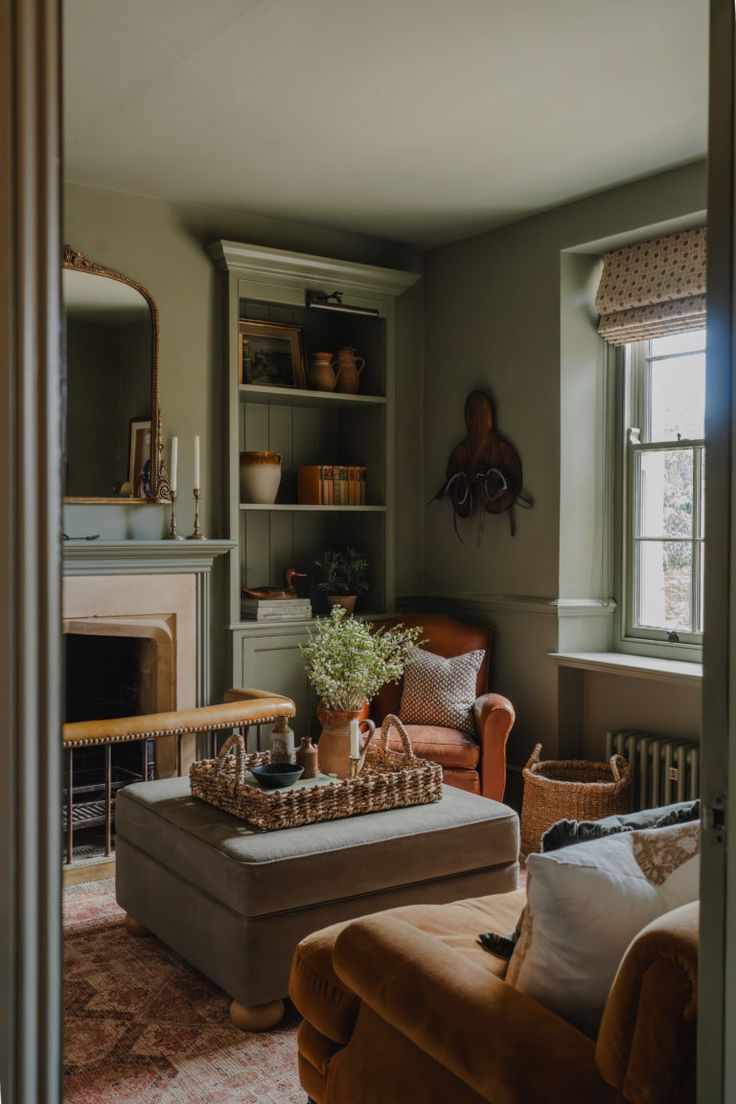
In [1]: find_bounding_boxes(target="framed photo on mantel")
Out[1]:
[239,319,306,389]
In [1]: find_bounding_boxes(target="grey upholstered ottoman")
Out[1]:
[115,778,519,1030]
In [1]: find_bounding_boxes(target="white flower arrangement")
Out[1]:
[300,606,423,712]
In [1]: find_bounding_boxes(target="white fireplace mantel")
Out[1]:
[63,540,234,707]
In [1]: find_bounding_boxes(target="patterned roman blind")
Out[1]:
[596,226,706,346]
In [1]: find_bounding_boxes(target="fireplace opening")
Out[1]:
[65,632,157,864]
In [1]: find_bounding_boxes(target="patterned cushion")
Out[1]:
[399,648,484,736]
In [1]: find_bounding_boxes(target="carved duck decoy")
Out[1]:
[243,566,307,600]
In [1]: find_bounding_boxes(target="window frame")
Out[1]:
[615,334,705,662]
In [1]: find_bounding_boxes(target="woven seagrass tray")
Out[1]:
[190,713,443,831]
[520,742,632,855]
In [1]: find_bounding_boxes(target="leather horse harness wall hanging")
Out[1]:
[431,390,533,542]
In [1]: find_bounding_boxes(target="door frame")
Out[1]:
[0,1,63,1102]
[700,0,735,1100]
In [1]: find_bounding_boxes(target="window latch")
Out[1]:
[628,427,641,444]
[667,631,681,643]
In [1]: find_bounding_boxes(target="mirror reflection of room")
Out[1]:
[63,262,153,500]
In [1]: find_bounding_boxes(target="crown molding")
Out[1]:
[209,239,420,297]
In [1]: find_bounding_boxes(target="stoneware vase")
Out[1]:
[239,450,282,504]
[334,346,366,394]
[317,708,375,779]
[326,594,357,614]
[307,351,338,392]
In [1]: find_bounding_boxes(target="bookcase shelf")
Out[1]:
[239,384,386,409]
[228,610,388,631]
[239,503,387,512]
[211,238,420,738]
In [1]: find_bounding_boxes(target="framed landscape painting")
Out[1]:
[239,320,306,389]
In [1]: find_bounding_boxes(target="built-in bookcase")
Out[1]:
[210,240,419,731]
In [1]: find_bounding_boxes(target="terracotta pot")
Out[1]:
[334,347,366,394]
[326,594,357,614]
[317,708,375,779]
[239,450,282,504]
[307,351,338,392]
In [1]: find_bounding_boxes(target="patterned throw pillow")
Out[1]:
[505,821,700,1036]
[399,648,484,736]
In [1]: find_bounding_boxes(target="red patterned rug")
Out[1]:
[64,878,303,1103]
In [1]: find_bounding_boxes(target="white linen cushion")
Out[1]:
[506,820,700,1035]
[399,647,484,736]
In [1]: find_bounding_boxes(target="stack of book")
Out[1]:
[241,597,313,622]
[298,465,367,505]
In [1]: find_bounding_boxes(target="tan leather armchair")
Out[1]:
[371,614,514,800]
[290,891,697,1104]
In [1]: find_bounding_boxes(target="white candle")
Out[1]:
[349,718,361,759]
[194,435,200,489]
[170,436,178,493]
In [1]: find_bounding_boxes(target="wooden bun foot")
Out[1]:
[229,998,284,1031]
[124,914,150,937]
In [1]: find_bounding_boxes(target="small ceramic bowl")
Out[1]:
[251,763,305,789]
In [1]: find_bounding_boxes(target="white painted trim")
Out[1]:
[209,239,420,296]
[551,649,702,684]
[396,591,617,618]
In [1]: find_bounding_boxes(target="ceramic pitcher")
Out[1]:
[317,708,375,778]
[307,351,338,392]
[334,347,366,394]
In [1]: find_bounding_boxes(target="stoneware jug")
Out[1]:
[239,450,282,504]
[307,351,338,392]
[334,347,366,394]
[317,708,375,779]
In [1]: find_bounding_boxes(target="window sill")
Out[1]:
[550,650,702,685]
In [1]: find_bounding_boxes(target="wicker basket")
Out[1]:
[190,714,443,831]
[520,743,631,855]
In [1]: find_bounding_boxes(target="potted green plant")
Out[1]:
[301,606,422,778]
[314,546,370,614]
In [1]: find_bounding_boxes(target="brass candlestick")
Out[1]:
[187,488,205,540]
[349,756,361,780]
[166,490,183,540]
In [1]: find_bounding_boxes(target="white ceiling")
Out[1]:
[64,0,709,248]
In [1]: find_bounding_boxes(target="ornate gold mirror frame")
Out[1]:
[63,245,171,504]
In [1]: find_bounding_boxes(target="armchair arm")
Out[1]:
[224,687,294,709]
[596,902,698,1104]
[474,692,515,801]
[333,914,613,1104]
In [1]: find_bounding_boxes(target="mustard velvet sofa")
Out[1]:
[289,889,697,1104]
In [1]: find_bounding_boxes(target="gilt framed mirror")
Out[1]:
[62,245,171,503]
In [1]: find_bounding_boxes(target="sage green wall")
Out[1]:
[417,160,707,764]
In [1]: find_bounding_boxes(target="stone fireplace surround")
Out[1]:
[63,540,234,776]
